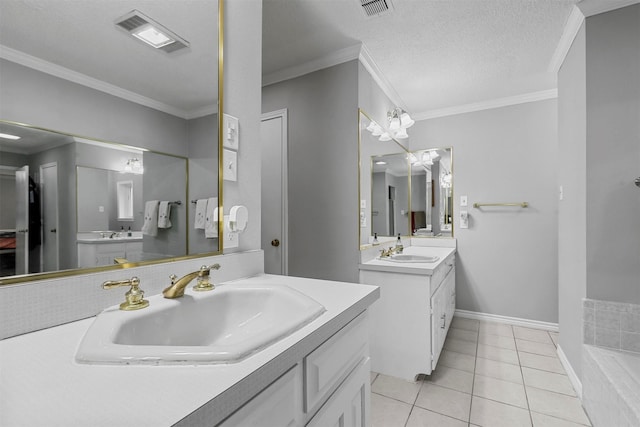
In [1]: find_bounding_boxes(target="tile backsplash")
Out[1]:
[583,298,640,353]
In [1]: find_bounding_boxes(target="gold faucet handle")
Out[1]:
[193,264,221,292]
[102,276,149,311]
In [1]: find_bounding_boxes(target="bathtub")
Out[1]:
[583,345,640,426]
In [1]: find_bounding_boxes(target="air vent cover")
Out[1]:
[115,10,189,53]
[359,0,393,18]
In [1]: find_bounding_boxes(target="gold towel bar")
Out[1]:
[473,202,529,208]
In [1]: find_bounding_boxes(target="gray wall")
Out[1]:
[558,23,587,380]
[142,152,187,259]
[410,99,559,323]
[262,60,360,282]
[585,5,640,303]
[223,0,263,253]
[187,114,219,254]
[77,167,109,231]
[0,59,187,157]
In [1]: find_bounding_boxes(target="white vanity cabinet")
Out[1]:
[359,249,455,382]
[217,311,371,427]
[77,240,143,268]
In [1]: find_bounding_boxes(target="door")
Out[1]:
[40,163,59,272]
[14,165,29,274]
[261,109,288,275]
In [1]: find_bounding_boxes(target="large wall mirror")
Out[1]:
[409,148,454,237]
[359,110,410,247]
[358,110,454,249]
[0,0,222,284]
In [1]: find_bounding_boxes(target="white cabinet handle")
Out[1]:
[441,313,446,329]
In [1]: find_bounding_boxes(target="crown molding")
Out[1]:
[413,89,558,121]
[548,6,585,73]
[262,44,362,87]
[0,45,200,119]
[578,0,640,17]
[357,43,407,110]
[261,42,408,111]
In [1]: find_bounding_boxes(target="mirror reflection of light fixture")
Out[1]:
[379,132,392,142]
[440,171,452,189]
[123,158,143,174]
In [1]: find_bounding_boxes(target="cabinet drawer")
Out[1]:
[305,311,368,413]
[218,364,302,427]
[431,256,455,294]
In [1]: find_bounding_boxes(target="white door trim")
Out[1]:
[39,162,59,272]
[261,109,288,275]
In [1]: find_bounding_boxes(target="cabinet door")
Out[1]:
[431,267,455,370]
[306,358,370,427]
[218,365,302,427]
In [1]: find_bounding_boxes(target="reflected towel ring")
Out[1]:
[635,177,640,188]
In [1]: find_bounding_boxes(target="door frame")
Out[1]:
[261,109,289,275]
[39,162,59,272]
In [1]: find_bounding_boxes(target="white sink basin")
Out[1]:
[76,284,326,365]
[382,254,440,263]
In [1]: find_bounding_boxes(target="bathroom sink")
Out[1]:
[383,254,440,263]
[75,284,326,365]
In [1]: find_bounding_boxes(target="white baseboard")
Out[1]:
[557,345,583,399]
[454,309,559,332]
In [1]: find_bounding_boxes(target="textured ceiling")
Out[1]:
[0,0,219,116]
[263,0,578,115]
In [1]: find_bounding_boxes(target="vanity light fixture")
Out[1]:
[123,158,143,174]
[0,132,20,140]
[379,132,392,142]
[115,10,190,53]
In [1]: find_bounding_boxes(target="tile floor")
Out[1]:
[370,316,592,427]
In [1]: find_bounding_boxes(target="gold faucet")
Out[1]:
[379,247,396,258]
[162,264,221,298]
[102,276,149,311]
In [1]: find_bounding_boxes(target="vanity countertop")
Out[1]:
[359,246,456,275]
[0,274,379,427]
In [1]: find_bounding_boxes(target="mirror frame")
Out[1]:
[0,0,225,285]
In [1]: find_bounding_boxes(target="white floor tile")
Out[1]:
[406,406,468,427]
[448,327,478,343]
[514,327,554,345]
[425,366,474,394]
[371,392,412,427]
[479,322,515,338]
[475,356,524,384]
[549,332,559,347]
[526,387,591,425]
[531,411,591,427]
[470,396,533,427]
[444,338,477,356]
[521,367,575,396]
[516,339,558,357]
[477,343,520,365]
[473,374,529,408]
[479,332,517,350]
[438,349,476,373]
[371,373,422,405]
[518,352,565,374]
[451,317,480,332]
[415,382,471,422]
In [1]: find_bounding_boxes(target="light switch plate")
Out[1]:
[460,210,469,229]
[223,114,239,150]
[360,200,366,209]
[460,195,468,207]
[223,149,237,181]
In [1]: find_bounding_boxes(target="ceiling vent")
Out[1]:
[115,10,190,53]
[359,0,394,18]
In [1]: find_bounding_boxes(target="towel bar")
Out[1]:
[473,202,528,208]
